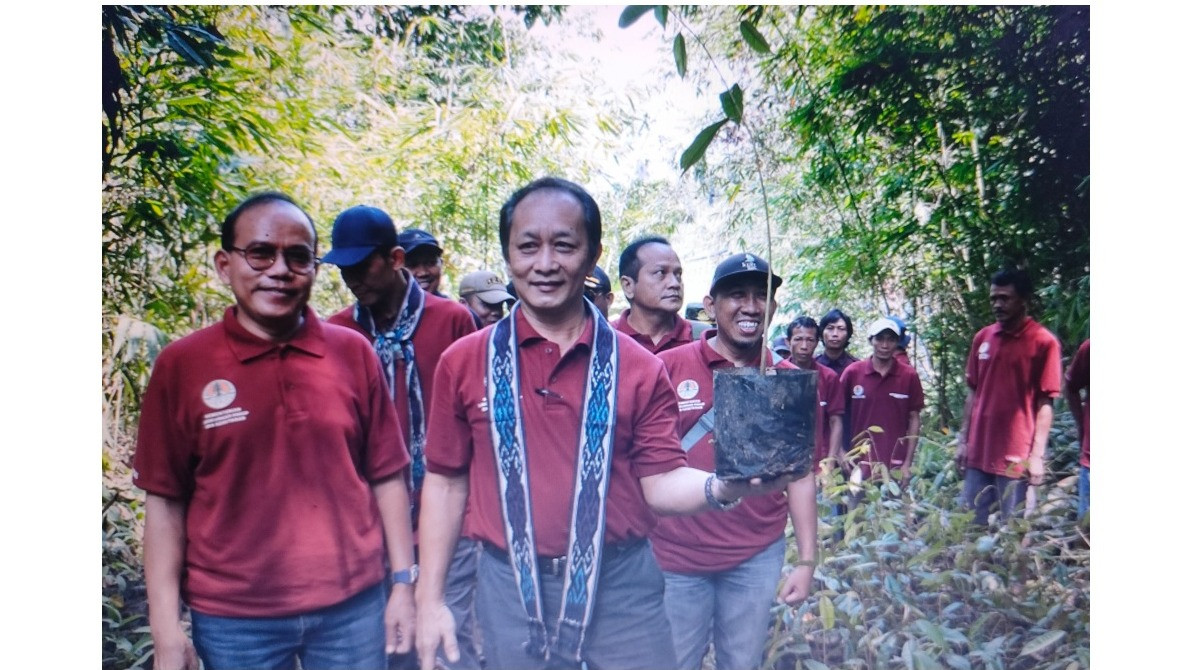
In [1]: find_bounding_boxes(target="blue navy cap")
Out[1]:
[397,228,442,255]
[322,205,397,267]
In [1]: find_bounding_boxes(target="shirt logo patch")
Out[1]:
[852,385,866,399]
[889,392,909,399]
[978,341,991,360]
[676,379,700,400]
[202,379,237,409]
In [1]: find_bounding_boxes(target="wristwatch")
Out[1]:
[705,474,741,511]
[391,564,419,586]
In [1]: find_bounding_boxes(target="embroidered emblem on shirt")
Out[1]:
[978,341,991,360]
[201,379,237,409]
[677,379,699,400]
[852,385,866,399]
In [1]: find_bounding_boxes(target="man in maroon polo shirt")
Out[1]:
[651,254,819,670]
[839,317,925,487]
[787,316,845,475]
[957,268,1062,524]
[321,205,479,670]
[612,235,706,354]
[414,178,791,670]
[134,192,417,670]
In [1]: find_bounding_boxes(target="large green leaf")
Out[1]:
[719,84,744,123]
[618,5,654,28]
[673,33,687,78]
[680,118,728,171]
[1017,630,1065,658]
[740,20,770,53]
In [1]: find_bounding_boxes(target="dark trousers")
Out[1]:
[963,468,1028,525]
[475,539,677,670]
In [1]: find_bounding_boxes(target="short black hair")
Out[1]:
[498,177,601,262]
[991,267,1033,299]
[818,309,854,343]
[786,315,819,340]
[618,235,671,281]
[221,191,317,250]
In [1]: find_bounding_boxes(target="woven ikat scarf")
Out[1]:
[485,300,618,663]
[354,271,427,494]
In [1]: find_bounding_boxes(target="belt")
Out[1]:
[482,538,646,578]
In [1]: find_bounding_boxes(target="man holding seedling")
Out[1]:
[651,253,819,670]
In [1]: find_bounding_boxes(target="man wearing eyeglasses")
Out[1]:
[322,205,480,670]
[134,192,417,670]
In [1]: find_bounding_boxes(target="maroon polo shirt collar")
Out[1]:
[221,305,327,361]
[697,329,774,369]
[513,308,595,351]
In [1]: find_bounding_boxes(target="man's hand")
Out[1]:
[779,564,814,606]
[717,474,795,502]
[416,601,459,670]
[1026,453,1045,486]
[385,584,417,656]
[954,434,968,469]
[151,623,198,670]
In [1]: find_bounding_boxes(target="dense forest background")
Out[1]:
[98,6,1091,669]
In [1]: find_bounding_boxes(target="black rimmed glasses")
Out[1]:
[227,243,319,274]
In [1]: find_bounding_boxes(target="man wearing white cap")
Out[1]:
[839,317,924,488]
[458,270,514,327]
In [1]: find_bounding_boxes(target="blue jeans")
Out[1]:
[1078,466,1090,519]
[963,468,1027,525]
[190,581,386,670]
[662,537,786,670]
[475,539,676,670]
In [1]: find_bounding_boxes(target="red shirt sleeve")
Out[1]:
[424,343,474,477]
[825,369,844,417]
[1038,333,1063,398]
[910,369,926,412]
[132,347,195,500]
[624,354,686,479]
[361,349,410,482]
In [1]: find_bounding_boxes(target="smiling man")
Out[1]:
[414,179,793,670]
[134,193,416,670]
[956,268,1062,524]
[398,227,448,298]
[613,236,703,354]
[651,254,819,670]
[321,204,479,670]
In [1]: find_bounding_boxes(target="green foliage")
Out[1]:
[657,5,1088,420]
[761,423,1089,670]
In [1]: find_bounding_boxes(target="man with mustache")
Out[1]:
[613,236,705,354]
[956,268,1062,524]
[134,193,416,670]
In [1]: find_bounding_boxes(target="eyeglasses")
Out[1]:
[227,244,319,274]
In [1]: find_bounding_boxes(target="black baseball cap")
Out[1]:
[585,266,612,294]
[397,228,442,255]
[709,252,782,295]
[322,205,398,267]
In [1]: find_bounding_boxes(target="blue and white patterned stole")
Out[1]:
[485,300,618,663]
[355,272,427,493]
